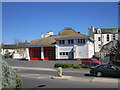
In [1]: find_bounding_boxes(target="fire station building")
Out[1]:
[26,27,94,61]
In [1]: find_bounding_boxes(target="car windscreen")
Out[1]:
[92,59,98,61]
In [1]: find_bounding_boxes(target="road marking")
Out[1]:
[91,77,118,84]
[19,73,49,79]
[12,66,57,71]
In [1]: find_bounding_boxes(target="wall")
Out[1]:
[94,34,118,52]
[88,41,94,58]
[56,38,93,59]
[57,46,73,59]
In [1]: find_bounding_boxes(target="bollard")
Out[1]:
[57,67,62,77]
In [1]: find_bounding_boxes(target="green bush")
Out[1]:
[54,63,73,68]
[54,63,94,69]
[72,65,81,69]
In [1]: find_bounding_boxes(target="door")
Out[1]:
[29,47,41,60]
[68,52,74,59]
[44,47,56,60]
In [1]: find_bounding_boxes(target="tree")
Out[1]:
[13,38,27,53]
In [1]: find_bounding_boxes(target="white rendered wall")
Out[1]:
[94,34,118,52]
[58,46,73,59]
[25,48,30,61]
[76,45,88,58]
[56,38,93,59]
[88,41,94,58]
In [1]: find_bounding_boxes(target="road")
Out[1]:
[3,58,120,88]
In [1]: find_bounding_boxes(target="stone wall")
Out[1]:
[0,59,22,89]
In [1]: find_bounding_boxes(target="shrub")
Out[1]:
[72,65,81,69]
[54,63,73,68]
[1,59,22,88]
[54,63,94,69]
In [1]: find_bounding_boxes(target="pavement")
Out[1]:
[11,66,119,84]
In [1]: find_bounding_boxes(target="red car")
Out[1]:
[80,58,101,65]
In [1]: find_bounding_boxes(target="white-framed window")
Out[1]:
[59,52,69,56]
[113,34,116,40]
[107,34,109,41]
[68,39,74,44]
[98,37,101,41]
[97,29,101,34]
[78,39,85,44]
[59,40,65,44]
[98,44,101,48]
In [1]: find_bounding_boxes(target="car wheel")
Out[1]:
[96,72,102,77]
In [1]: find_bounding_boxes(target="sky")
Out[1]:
[2,2,119,44]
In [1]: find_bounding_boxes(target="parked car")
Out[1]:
[80,58,101,65]
[90,64,120,77]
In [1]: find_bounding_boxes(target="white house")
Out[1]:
[88,26,118,58]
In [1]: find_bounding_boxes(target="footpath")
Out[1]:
[11,66,119,84]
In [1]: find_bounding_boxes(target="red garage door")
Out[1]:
[29,47,41,60]
[44,47,56,60]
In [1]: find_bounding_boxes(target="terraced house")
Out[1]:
[26,27,94,61]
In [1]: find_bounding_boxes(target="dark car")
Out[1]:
[80,58,101,65]
[90,64,120,77]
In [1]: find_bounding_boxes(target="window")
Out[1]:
[98,44,101,48]
[59,40,65,44]
[107,34,109,41]
[63,52,65,55]
[60,52,62,55]
[66,52,69,55]
[68,39,74,44]
[78,39,80,43]
[83,39,85,43]
[98,37,101,41]
[113,34,116,40]
[59,52,69,56]
[78,39,85,44]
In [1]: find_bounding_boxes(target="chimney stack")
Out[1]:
[41,33,44,38]
[91,26,95,32]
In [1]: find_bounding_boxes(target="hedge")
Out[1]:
[54,63,73,68]
[72,65,81,69]
[54,63,94,69]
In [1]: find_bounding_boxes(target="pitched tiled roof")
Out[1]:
[29,33,90,46]
[56,33,90,39]
[1,45,18,49]
[29,35,59,46]
[58,27,78,35]
[1,42,29,49]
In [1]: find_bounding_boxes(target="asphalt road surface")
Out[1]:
[3,58,120,88]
